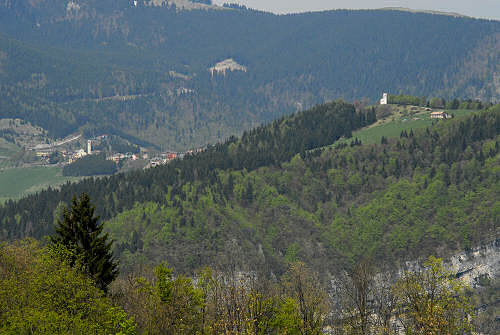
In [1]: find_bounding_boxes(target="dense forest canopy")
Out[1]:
[1,102,499,333]
[0,100,374,240]
[1,99,499,277]
[1,1,500,148]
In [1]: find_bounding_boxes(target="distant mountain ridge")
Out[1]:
[1,1,500,149]
[379,7,469,18]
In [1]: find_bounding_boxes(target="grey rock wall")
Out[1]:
[447,239,500,288]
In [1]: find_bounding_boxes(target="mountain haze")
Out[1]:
[2,1,500,149]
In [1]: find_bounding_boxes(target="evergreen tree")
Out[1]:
[52,193,119,292]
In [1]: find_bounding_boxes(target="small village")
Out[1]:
[30,133,204,171]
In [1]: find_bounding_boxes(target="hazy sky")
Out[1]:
[212,0,500,20]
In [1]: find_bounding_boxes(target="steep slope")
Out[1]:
[0,100,373,239]
[1,100,500,276]
[106,107,500,273]
[1,2,500,148]
[441,32,500,100]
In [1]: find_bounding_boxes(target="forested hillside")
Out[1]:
[0,100,373,240]
[105,105,500,273]
[1,100,499,277]
[1,1,500,149]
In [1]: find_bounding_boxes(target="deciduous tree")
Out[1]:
[393,256,474,335]
[0,240,135,334]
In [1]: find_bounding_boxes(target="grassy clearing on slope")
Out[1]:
[342,107,479,145]
[0,166,80,202]
[0,138,21,168]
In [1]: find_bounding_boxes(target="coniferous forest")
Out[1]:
[2,1,500,149]
[0,100,374,241]
[62,153,118,176]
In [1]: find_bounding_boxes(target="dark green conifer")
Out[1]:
[52,193,118,292]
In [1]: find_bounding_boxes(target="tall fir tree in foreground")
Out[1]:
[52,193,119,292]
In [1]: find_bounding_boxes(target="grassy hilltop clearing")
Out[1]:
[342,106,479,145]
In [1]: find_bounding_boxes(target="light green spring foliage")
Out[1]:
[0,239,136,335]
[107,132,500,272]
[0,242,476,335]
[154,264,205,334]
[113,262,330,335]
[114,263,205,335]
[393,256,475,335]
[103,107,500,275]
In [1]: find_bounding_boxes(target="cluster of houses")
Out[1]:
[32,134,109,164]
[107,152,139,163]
[106,149,206,169]
[145,152,183,168]
[67,140,99,163]
[107,152,175,168]
[106,149,190,168]
[34,135,203,169]
[144,148,205,168]
[35,148,86,163]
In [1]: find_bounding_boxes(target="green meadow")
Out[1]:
[0,139,21,169]
[0,166,79,202]
[344,108,479,145]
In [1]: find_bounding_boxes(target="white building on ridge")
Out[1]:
[380,93,388,105]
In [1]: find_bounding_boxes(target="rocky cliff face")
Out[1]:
[394,239,500,288]
[447,239,500,288]
[330,239,500,294]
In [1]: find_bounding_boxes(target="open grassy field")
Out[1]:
[341,107,479,145]
[0,166,80,203]
[0,138,21,169]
